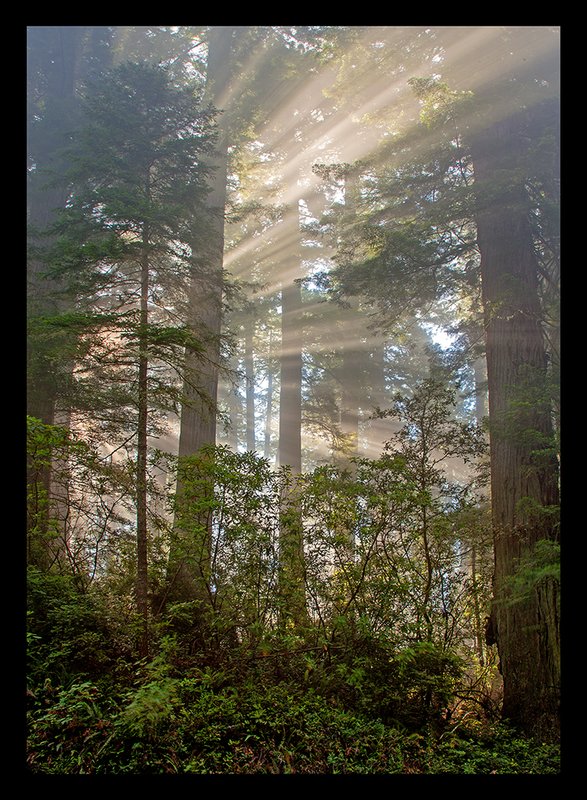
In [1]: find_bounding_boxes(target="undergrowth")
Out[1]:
[26,667,560,775]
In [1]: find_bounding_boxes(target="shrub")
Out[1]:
[26,671,559,775]
[27,680,115,774]
[426,720,560,774]
[27,567,121,686]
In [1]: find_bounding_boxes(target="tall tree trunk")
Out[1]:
[167,27,237,604]
[244,324,256,452]
[277,209,307,628]
[27,27,112,571]
[264,330,275,461]
[472,110,560,741]
[135,222,151,657]
[278,277,303,473]
[364,340,394,457]
[338,338,361,463]
[336,171,361,465]
[177,26,235,458]
[471,351,489,667]
[277,273,307,627]
[224,374,241,451]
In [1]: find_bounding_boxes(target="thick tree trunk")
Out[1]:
[276,207,308,628]
[135,227,151,657]
[245,325,256,452]
[177,26,235,460]
[27,27,110,571]
[278,277,303,473]
[167,27,236,605]
[472,111,560,741]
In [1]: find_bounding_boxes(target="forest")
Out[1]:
[26,26,560,775]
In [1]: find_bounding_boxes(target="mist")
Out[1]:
[26,26,561,767]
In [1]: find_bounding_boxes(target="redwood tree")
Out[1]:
[322,26,560,740]
[470,103,560,741]
[167,26,239,605]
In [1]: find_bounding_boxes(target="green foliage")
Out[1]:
[303,638,463,731]
[506,538,560,605]
[428,719,560,774]
[26,374,504,773]
[28,675,405,774]
[393,643,464,718]
[116,639,180,740]
[408,76,474,129]
[25,26,561,772]
[27,672,559,774]
[27,567,125,686]
[168,382,488,662]
[26,680,111,774]
[29,58,219,429]
[26,416,139,577]
[171,445,282,644]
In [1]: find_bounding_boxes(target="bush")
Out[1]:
[171,681,405,774]
[305,636,463,730]
[27,674,406,774]
[27,567,122,686]
[426,719,560,774]
[26,669,560,775]
[26,680,115,774]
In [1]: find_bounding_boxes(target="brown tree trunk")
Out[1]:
[471,353,489,667]
[278,277,303,474]
[135,225,151,657]
[245,324,256,452]
[264,330,275,461]
[27,27,106,571]
[167,27,236,605]
[472,111,560,741]
[177,26,235,460]
[276,206,308,628]
[277,275,307,627]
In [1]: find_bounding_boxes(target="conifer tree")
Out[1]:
[322,26,560,740]
[27,26,114,570]
[31,61,217,654]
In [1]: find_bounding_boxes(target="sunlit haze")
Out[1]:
[213,26,559,466]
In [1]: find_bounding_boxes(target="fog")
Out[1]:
[26,27,561,753]
[28,25,560,472]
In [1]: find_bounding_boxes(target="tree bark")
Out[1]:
[168,27,237,605]
[278,277,303,473]
[135,223,151,657]
[339,341,361,461]
[471,110,560,741]
[27,27,112,570]
[471,352,489,667]
[245,324,256,452]
[276,206,308,628]
[177,26,236,460]
[264,329,275,461]
[277,275,307,627]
